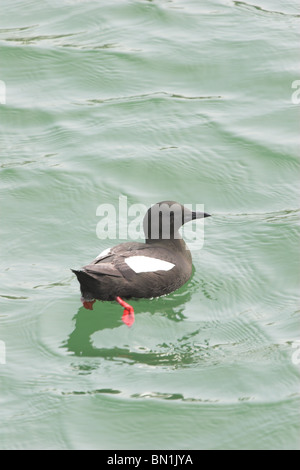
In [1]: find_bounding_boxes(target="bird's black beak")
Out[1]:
[183,210,211,225]
[191,211,211,220]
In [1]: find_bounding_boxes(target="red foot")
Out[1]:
[82,300,96,310]
[116,296,135,327]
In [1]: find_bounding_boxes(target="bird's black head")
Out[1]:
[143,201,211,242]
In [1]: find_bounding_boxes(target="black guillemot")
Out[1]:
[72,201,211,327]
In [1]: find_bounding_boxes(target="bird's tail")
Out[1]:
[71,269,98,300]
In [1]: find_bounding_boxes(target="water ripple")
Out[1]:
[233,0,300,17]
[80,91,223,106]
[0,32,83,46]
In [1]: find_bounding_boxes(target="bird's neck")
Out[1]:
[145,235,189,254]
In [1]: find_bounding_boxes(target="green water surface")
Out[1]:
[0,0,300,450]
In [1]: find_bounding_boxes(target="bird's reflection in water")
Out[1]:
[63,282,199,368]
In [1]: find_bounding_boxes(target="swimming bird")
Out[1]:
[72,201,211,327]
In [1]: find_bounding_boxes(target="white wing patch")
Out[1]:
[125,256,175,274]
[96,248,111,259]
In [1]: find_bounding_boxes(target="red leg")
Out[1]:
[116,296,135,327]
[81,298,96,310]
